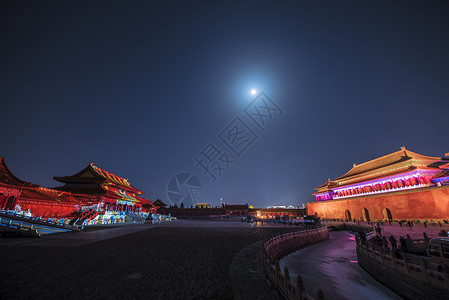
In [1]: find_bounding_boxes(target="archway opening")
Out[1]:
[361,208,370,222]
[382,208,393,220]
[345,210,352,221]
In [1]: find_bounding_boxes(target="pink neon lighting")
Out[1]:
[315,170,440,201]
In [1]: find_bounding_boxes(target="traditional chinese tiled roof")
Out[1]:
[315,178,333,189]
[195,203,212,208]
[52,185,105,195]
[153,199,167,208]
[90,163,133,189]
[102,185,143,204]
[137,197,157,208]
[335,147,443,180]
[20,187,82,204]
[0,157,37,187]
[54,162,143,194]
[314,147,449,193]
[433,170,449,179]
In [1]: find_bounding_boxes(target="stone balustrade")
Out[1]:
[357,238,449,299]
[263,227,329,299]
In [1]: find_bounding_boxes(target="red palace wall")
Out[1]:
[16,200,80,218]
[308,185,449,221]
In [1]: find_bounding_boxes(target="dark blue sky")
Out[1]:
[1,1,449,208]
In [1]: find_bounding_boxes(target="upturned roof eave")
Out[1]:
[334,147,444,181]
[0,157,39,187]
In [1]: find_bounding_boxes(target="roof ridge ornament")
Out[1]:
[353,163,357,167]
[401,146,409,157]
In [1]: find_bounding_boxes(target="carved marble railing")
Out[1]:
[356,236,449,299]
[263,227,329,300]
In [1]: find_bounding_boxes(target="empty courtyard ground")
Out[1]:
[0,220,298,299]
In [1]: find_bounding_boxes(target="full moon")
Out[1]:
[251,89,257,95]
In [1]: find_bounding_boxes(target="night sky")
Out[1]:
[1,1,449,208]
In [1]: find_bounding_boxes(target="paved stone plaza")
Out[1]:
[0,220,297,299]
[2,220,447,299]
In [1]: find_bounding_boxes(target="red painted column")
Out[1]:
[0,194,6,210]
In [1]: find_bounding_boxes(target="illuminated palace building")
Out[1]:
[0,158,156,223]
[308,147,449,221]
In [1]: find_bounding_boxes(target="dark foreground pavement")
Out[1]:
[0,220,295,299]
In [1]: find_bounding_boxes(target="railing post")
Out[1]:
[403,254,411,276]
[423,232,430,249]
[317,288,325,300]
[275,260,281,287]
[421,258,429,284]
[297,275,304,300]
[406,234,412,251]
[443,264,449,290]
[284,266,290,298]
[263,227,330,299]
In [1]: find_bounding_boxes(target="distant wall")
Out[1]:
[158,207,225,218]
[308,185,449,220]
